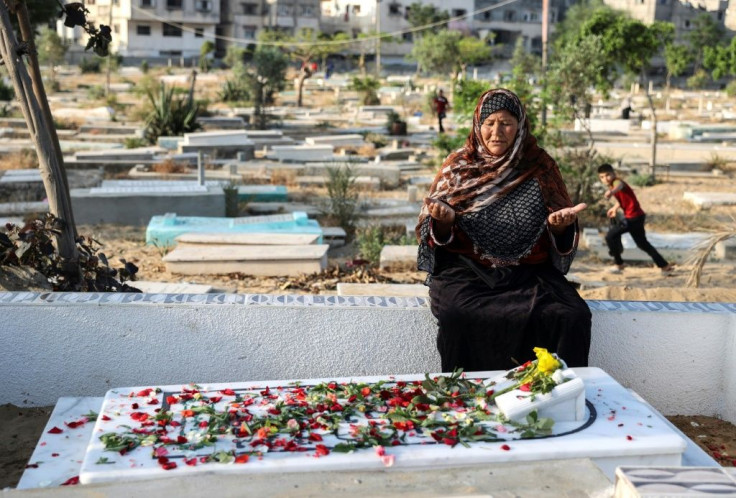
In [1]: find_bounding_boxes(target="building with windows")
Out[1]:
[59,0,220,60]
[601,0,729,41]
[218,0,320,53]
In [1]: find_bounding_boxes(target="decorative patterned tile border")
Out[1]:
[0,292,735,313]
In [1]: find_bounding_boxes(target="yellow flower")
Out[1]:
[534,347,561,374]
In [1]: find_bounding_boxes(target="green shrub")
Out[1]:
[626,173,654,187]
[143,83,201,145]
[140,60,149,74]
[87,85,105,100]
[219,79,249,102]
[0,79,15,100]
[123,137,147,149]
[79,57,101,74]
[355,225,417,265]
[322,165,359,239]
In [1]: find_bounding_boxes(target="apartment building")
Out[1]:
[219,0,320,48]
[602,0,730,41]
[59,0,220,59]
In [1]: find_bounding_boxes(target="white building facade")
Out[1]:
[59,0,220,59]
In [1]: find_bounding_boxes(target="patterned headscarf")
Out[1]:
[421,88,542,216]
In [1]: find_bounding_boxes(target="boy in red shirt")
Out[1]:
[597,163,674,274]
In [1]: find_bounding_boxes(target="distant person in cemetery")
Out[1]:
[620,95,633,119]
[416,88,591,373]
[598,163,675,275]
[432,89,450,133]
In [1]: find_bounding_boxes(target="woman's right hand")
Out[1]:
[425,198,455,227]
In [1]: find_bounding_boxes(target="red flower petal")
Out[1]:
[61,476,80,486]
[314,445,329,457]
[626,435,633,441]
[235,454,250,464]
[308,433,323,442]
[101,414,112,421]
[361,387,371,397]
[374,446,386,457]
[500,444,511,451]
[25,463,39,469]
[136,389,153,397]
[519,384,531,392]
[47,426,63,434]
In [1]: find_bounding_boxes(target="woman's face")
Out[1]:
[480,109,519,156]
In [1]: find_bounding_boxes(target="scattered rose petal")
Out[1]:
[374,446,386,457]
[381,455,395,467]
[626,435,633,441]
[47,427,63,434]
[61,476,79,486]
[500,444,511,451]
[314,445,329,457]
[235,455,250,464]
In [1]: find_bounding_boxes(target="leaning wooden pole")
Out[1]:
[0,0,80,278]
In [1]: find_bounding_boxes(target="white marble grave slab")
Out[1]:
[129,280,214,294]
[17,397,103,489]
[78,368,685,485]
[337,283,429,298]
[175,232,320,246]
[267,145,334,162]
[683,191,736,209]
[304,135,365,147]
[89,186,209,194]
[183,131,254,146]
[614,466,736,497]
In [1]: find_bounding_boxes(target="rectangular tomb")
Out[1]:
[78,368,685,484]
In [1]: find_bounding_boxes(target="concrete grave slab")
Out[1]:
[321,226,346,247]
[128,280,214,294]
[244,202,321,217]
[71,186,226,226]
[304,134,365,147]
[267,144,335,162]
[582,230,713,262]
[380,245,418,270]
[683,191,736,209]
[175,232,320,246]
[163,244,329,276]
[0,201,48,216]
[337,283,428,297]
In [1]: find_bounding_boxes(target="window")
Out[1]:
[659,0,667,4]
[452,9,466,17]
[404,5,410,19]
[402,32,413,42]
[504,10,515,21]
[241,2,258,15]
[137,25,151,35]
[352,4,360,13]
[529,12,538,21]
[483,11,491,20]
[242,25,256,38]
[195,27,204,37]
[277,3,291,15]
[166,0,182,9]
[160,50,183,56]
[718,10,723,20]
[300,4,314,16]
[389,2,401,15]
[163,23,183,36]
[140,0,154,7]
[684,19,690,28]
[195,0,212,11]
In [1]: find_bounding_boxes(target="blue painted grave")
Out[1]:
[146,211,322,247]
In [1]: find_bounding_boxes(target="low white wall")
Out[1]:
[1,293,734,424]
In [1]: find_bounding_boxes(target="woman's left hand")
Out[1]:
[548,203,587,233]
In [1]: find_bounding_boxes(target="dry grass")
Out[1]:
[686,217,736,288]
[0,149,39,170]
[270,168,298,186]
[151,159,191,174]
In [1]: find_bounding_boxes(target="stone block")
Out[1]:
[163,244,329,276]
[380,245,418,270]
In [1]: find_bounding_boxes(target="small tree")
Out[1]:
[198,40,215,73]
[686,13,724,72]
[350,76,381,105]
[410,29,462,78]
[457,35,493,80]
[36,27,67,89]
[243,46,288,129]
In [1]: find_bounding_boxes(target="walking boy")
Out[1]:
[597,163,675,274]
[433,89,450,133]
